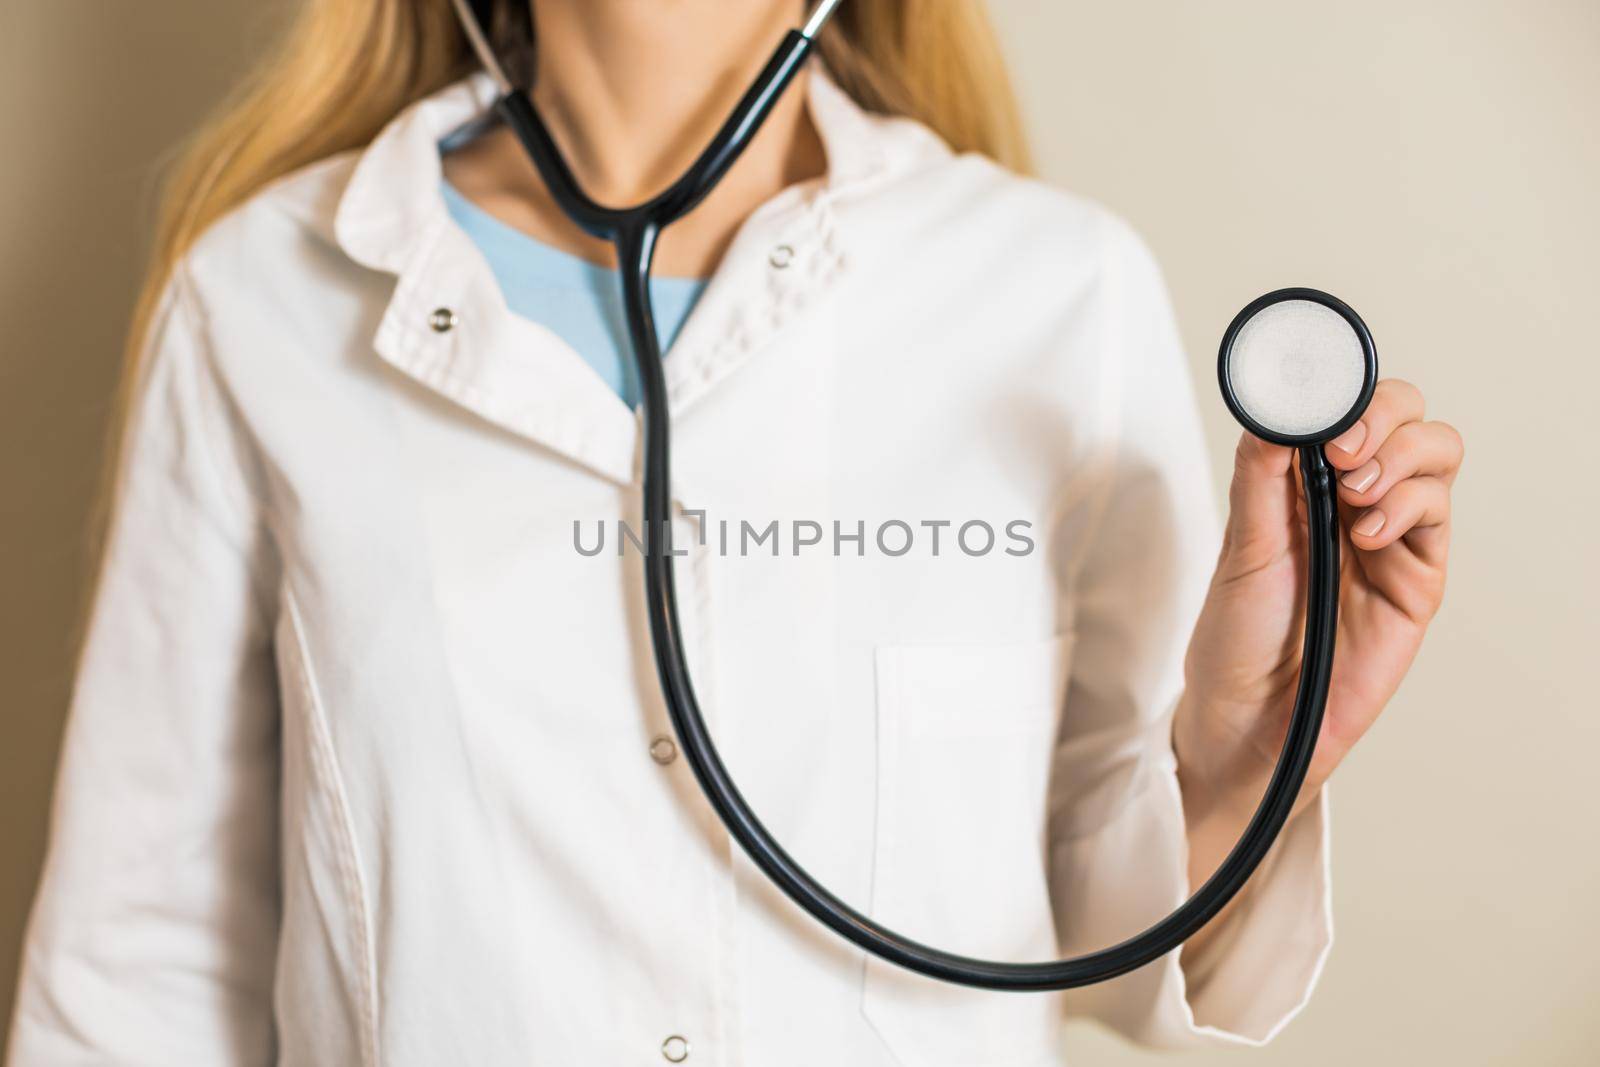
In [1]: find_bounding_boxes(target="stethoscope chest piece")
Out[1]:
[1219,288,1378,446]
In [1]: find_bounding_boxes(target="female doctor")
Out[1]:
[9,2,1463,1064]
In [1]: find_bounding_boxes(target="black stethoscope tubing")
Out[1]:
[489,25,1342,991]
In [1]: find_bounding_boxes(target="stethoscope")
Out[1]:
[449,0,1377,990]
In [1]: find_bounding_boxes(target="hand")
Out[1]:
[1173,380,1463,930]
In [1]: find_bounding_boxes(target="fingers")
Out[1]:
[1226,374,1460,576]
[1221,431,1298,573]
[1322,377,1457,568]
[1336,419,1465,507]
[1347,474,1451,560]
[1324,378,1425,472]
[1232,430,1294,488]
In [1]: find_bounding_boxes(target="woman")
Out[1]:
[9,1,1462,1064]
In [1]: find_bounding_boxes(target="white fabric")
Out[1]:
[1228,298,1367,437]
[9,69,1332,1066]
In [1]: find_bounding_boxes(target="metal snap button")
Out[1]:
[768,244,795,269]
[649,736,678,765]
[661,1035,690,1062]
[428,307,458,333]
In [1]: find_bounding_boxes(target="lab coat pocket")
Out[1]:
[862,632,1075,1067]
[274,592,380,1067]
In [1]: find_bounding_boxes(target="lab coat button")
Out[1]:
[768,244,795,269]
[649,736,678,765]
[661,1035,690,1062]
[428,307,458,332]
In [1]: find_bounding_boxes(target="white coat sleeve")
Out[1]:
[1047,218,1333,1048]
[7,267,282,1064]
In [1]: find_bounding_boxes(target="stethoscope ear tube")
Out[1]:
[487,18,1344,989]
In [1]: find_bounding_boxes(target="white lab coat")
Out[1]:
[9,68,1331,1066]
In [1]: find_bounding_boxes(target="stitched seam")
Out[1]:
[282,588,381,1067]
[858,647,901,1051]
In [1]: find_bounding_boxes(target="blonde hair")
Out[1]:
[96,0,1029,598]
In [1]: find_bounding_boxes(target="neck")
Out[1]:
[442,1,825,278]
[531,1,809,204]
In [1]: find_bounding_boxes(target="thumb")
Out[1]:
[1220,431,1299,573]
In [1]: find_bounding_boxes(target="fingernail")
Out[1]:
[1353,509,1386,538]
[1330,421,1367,455]
[1341,459,1381,494]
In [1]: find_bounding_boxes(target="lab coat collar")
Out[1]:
[331,65,896,489]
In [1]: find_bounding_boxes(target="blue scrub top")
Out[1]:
[441,179,708,409]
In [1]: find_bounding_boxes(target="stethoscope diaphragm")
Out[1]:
[1219,288,1377,446]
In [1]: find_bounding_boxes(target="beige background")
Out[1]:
[2,0,1595,1060]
